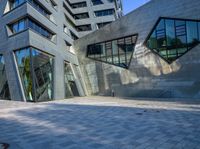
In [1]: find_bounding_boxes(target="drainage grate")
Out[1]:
[0,143,9,149]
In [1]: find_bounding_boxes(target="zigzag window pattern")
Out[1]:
[87,35,138,69]
[146,18,200,63]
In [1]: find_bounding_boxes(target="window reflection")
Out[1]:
[64,62,79,97]
[15,47,54,102]
[0,55,10,100]
[9,17,54,40]
[87,35,137,69]
[147,18,200,63]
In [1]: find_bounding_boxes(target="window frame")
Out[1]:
[144,17,200,64]
[86,34,138,69]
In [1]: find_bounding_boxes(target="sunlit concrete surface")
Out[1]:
[0,97,200,149]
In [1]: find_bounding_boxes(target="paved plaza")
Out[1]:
[0,97,200,149]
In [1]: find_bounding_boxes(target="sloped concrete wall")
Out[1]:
[74,0,200,100]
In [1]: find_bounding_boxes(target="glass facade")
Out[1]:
[74,13,89,20]
[10,17,54,39]
[94,9,115,17]
[9,0,51,19]
[65,0,87,9]
[97,22,111,29]
[76,25,92,32]
[92,0,103,5]
[15,47,54,102]
[0,55,10,100]
[10,0,26,10]
[64,62,79,97]
[87,35,138,68]
[146,18,200,63]
[27,0,51,19]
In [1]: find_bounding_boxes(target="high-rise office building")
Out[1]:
[0,0,122,102]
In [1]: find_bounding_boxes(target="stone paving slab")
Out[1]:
[0,96,200,149]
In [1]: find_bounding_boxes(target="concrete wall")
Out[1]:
[74,0,200,100]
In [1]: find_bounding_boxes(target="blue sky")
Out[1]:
[123,0,151,15]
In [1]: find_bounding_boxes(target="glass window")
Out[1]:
[10,17,54,40]
[187,21,198,46]
[76,24,92,32]
[15,47,54,102]
[18,19,26,31]
[9,0,51,19]
[165,19,176,47]
[87,35,137,69]
[94,9,114,17]
[91,0,103,5]
[146,18,200,63]
[64,62,79,97]
[0,55,10,100]
[74,13,89,20]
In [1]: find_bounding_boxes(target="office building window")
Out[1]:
[91,0,103,5]
[15,47,54,102]
[9,0,26,10]
[74,13,89,20]
[146,18,200,63]
[64,62,79,97]
[9,17,54,40]
[76,24,92,32]
[94,9,115,17]
[87,34,138,69]
[0,55,10,100]
[8,0,51,19]
[70,30,79,40]
[27,0,51,19]
[71,1,87,8]
[97,22,111,29]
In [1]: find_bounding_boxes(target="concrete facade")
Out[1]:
[0,0,121,101]
[74,0,200,100]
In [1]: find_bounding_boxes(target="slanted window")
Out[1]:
[0,55,10,100]
[146,18,200,63]
[94,9,115,17]
[15,47,54,102]
[76,24,92,32]
[87,34,138,69]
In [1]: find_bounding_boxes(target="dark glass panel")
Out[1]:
[186,21,199,47]
[105,42,113,63]
[31,48,53,102]
[148,30,157,50]
[0,55,10,100]
[87,35,137,68]
[64,62,79,97]
[118,38,126,67]
[15,47,53,102]
[165,19,176,47]
[112,40,119,65]
[157,19,165,30]
[198,22,200,40]
[146,18,200,63]
[15,48,33,101]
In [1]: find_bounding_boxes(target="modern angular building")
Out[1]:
[74,0,200,100]
[1,0,200,102]
[0,0,122,102]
